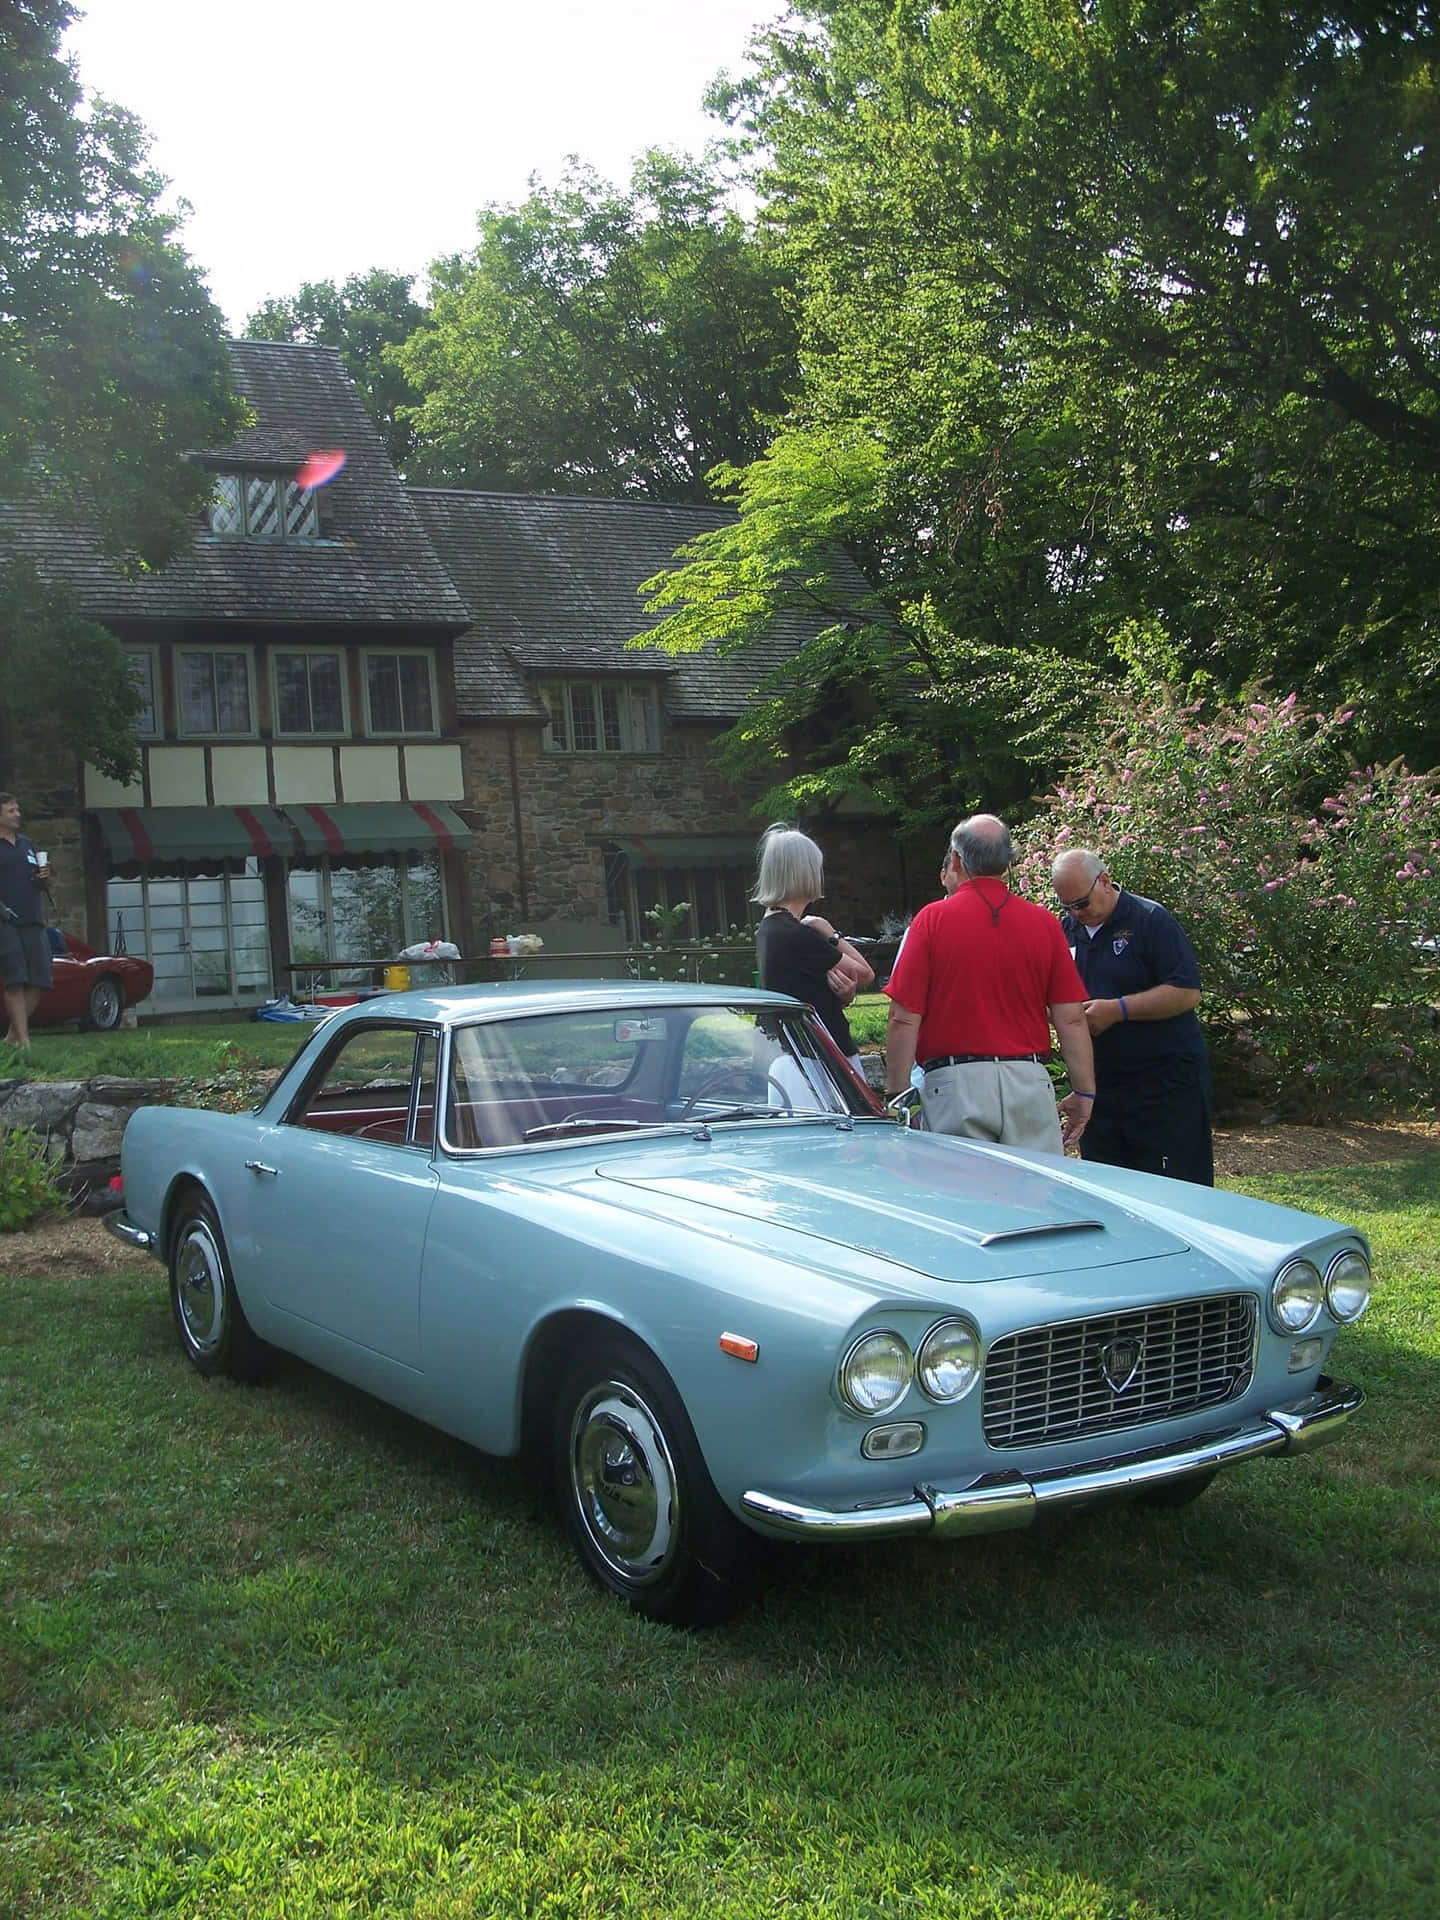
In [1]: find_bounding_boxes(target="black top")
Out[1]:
[1061,890,1207,1086]
[0,833,45,925]
[756,909,855,1056]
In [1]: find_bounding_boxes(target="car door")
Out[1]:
[249,1022,439,1370]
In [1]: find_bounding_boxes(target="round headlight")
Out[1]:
[1324,1248,1372,1323]
[839,1329,913,1415]
[916,1318,981,1403]
[1270,1259,1323,1334]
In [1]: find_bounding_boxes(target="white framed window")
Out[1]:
[106,867,272,1007]
[126,646,160,737]
[364,650,436,735]
[540,679,661,754]
[209,472,320,542]
[178,648,255,736]
[273,649,347,735]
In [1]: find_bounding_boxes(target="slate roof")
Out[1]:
[408,489,872,723]
[0,341,470,631]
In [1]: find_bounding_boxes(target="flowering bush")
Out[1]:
[1014,690,1440,1116]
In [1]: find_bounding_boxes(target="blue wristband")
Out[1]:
[1118,997,1129,1022]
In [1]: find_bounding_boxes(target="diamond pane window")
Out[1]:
[208,471,321,542]
[246,476,281,539]
[283,481,319,539]
[210,475,244,535]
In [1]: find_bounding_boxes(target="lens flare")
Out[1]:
[296,449,347,489]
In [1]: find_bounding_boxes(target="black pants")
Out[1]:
[1081,1056,1214,1187]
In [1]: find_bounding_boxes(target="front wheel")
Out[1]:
[169,1194,271,1382]
[83,974,124,1031]
[554,1339,756,1626]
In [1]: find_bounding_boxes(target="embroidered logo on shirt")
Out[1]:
[1112,936,1130,956]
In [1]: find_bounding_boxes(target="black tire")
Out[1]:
[1135,1470,1217,1510]
[168,1193,271,1382]
[83,975,124,1032]
[553,1337,756,1626]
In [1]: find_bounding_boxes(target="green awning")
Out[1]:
[287,802,473,857]
[604,835,757,871]
[95,806,287,864]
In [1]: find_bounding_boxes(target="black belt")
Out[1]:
[920,1053,1047,1071]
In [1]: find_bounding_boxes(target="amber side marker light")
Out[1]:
[719,1332,759,1363]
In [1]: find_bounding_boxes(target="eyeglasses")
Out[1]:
[1058,881,1104,913]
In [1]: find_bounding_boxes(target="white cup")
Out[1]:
[35,851,48,871]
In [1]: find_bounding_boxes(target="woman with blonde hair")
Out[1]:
[753,825,874,1073]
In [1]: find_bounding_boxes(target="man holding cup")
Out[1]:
[0,792,52,1049]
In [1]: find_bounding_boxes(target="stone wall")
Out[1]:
[458,720,777,931]
[2,1076,173,1214]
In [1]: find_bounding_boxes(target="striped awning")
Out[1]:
[95,806,286,864]
[604,835,757,871]
[287,802,473,857]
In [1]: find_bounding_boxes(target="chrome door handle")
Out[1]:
[244,1160,279,1178]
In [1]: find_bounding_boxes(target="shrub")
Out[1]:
[1014,689,1440,1116]
[0,1125,66,1231]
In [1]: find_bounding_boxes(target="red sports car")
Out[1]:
[33,934,154,1032]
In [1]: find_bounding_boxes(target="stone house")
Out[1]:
[3,339,913,1015]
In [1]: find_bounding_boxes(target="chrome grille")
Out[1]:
[983,1294,1257,1449]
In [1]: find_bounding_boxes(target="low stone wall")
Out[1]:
[0,1077,170,1213]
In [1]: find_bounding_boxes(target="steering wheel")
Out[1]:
[677,1067,763,1118]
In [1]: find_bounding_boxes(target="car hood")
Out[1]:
[589,1125,1193,1284]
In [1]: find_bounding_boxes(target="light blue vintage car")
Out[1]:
[109,982,1370,1625]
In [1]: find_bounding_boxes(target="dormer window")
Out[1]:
[209,472,319,543]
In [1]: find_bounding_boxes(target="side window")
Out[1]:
[414,1031,438,1147]
[288,1026,425,1146]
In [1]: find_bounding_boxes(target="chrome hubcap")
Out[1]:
[570,1382,678,1587]
[176,1225,224,1352]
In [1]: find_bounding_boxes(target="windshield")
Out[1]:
[444,1002,872,1149]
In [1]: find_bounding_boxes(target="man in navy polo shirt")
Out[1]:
[1051,847,1213,1185]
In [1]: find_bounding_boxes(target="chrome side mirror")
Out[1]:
[886,1087,922,1128]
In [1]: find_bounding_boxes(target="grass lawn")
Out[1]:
[5,1021,315,1083]
[1,1159,1436,1918]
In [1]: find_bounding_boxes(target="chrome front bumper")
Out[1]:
[741,1376,1364,1542]
[102,1209,156,1255]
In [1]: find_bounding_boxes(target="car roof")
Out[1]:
[324,979,805,1027]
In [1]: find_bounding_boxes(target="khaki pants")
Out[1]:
[920,1059,1063,1156]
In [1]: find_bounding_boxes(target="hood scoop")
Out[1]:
[978,1219,1105,1247]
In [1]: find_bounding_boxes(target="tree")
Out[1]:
[1,0,243,567]
[396,151,800,501]
[642,1,1440,825]
[1,0,243,790]
[245,270,428,473]
[0,562,142,791]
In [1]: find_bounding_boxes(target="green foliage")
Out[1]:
[667,0,1440,824]
[0,2,244,568]
[1014,687,1440,1115]
[244,269,428,472]
[0,1124,63,1230]
[0,558,142,787]
[398,152,799,500]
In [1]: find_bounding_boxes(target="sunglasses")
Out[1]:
[1059,880,1104,913]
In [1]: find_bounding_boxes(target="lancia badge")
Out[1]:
[1098,1337,1143,1394]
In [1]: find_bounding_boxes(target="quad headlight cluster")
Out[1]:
[838,1318,981,1416]
[1268,1248,1372,1334]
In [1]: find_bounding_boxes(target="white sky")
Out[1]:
[63,0,785,331]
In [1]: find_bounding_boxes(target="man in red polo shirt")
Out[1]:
[885,814,1095,1154]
